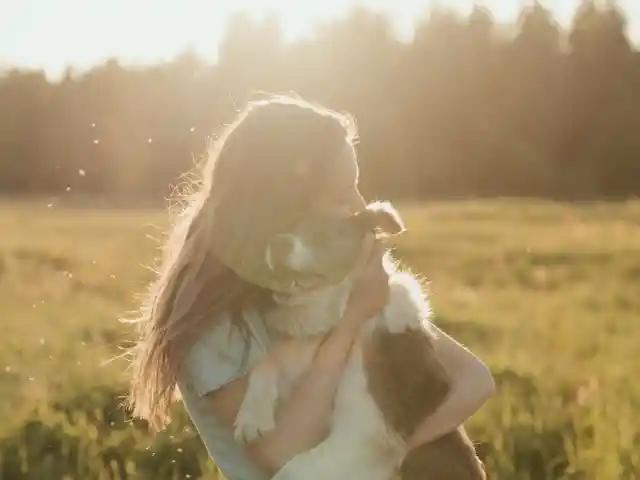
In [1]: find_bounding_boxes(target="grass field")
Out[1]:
[1,199,639,479]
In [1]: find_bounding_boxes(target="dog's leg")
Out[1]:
[400,426,486,480]
[234,361,279,443]
[234,336,326,443]
[365,328,486,480]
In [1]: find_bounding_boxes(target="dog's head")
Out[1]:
[264,201,405,293]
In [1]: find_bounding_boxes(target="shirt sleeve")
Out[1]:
[181,315,251,398]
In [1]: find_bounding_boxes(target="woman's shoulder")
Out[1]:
[179,310,270,398]
[193,312,250,361]
[198,309,272,354]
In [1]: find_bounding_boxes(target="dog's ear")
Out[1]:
[352,201,405,237]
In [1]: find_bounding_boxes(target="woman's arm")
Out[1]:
[210,244,390,475]
[208,317,363,475]
[245,317,364,473]
[407,325,495,450]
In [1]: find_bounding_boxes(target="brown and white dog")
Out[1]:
[234,202,486,480]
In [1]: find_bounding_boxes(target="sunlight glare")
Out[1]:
[1,0,639,79]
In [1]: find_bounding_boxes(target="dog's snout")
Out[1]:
[347,212,375,232]
[265,234,297,271]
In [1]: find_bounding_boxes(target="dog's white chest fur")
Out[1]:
[234,270,435,480]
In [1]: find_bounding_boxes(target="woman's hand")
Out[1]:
[342,242,390,330]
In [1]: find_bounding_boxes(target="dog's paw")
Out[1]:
[234,396,277,442]
[233,371,279,443]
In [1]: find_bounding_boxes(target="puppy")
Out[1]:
[234,202,486,479]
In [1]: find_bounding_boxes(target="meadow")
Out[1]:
[1,199,639,479]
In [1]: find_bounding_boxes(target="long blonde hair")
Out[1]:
[127,95,357,430]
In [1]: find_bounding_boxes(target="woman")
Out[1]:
[127,95,495,479]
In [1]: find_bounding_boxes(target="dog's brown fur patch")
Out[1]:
[364,328,486,480]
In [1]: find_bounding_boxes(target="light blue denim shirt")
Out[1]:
[178,310,276,480]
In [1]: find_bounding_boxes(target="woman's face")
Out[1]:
[263,142,376,290]
[309,143,366,220]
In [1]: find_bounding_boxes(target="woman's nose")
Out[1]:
[350,191,366,213]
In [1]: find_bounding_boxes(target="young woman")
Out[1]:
[128,95,495,480]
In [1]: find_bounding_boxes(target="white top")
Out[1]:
[178,310,277,480]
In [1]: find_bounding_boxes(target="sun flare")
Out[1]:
[1,0,636,79]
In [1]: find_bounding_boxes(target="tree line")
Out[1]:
[1,0,639,202]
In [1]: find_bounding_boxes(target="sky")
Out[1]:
[2,0,639,80]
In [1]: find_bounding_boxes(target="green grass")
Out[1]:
[1,199,639,479]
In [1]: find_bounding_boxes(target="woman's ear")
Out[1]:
[353,201,405,236]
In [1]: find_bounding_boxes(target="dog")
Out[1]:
[233,202,486,479]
